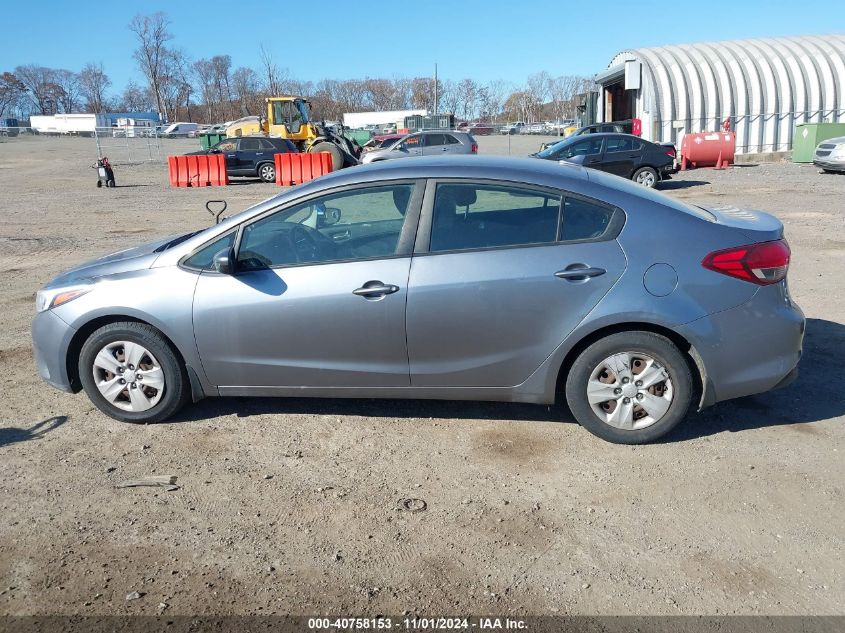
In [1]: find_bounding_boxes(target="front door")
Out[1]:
[193,181,423,388]
[406,181,626,387]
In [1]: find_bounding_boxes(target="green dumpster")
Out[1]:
[792,122,845,163]
[200,132,227,149]
[345,129,373,146]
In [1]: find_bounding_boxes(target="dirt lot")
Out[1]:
[0,135,843,617]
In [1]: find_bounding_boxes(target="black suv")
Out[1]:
[534,133,677,188]
[187,136,297,182]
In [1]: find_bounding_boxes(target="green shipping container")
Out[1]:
[792,122,845,163]
[200,132,227,149]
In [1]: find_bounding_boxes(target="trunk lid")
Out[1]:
[702,205,784,242]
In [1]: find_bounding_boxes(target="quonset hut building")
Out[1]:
[594,34,845,154]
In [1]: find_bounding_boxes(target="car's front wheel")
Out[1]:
[79,322,190,423]
[565,331,693,444]
[258,162,276,183]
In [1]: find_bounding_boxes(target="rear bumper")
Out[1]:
[32,310,77,393]
[677,283,804,406]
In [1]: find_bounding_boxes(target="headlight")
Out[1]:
[830,146,845,158]
[35,284,93,313]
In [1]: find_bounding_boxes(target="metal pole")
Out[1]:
[433,63,438,115]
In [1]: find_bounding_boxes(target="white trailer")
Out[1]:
[343,110,426,129]
[30,113,109,135]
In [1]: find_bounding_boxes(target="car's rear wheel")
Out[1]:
[79,322,189,423]
[565,331,693,444]
[633,166,658,188]
[258,162,276,183]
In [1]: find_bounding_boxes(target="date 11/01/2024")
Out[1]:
[307,617,528,630]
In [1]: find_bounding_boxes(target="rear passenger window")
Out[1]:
[240,138,260,151]
[430,183,561,252]
[560,197,614,241]
[444,134,461,144]
[606,137,634,152]
[425,134,447,146]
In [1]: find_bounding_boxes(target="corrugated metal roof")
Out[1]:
[600,34,845,152]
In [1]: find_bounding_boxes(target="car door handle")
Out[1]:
[555,266,606,281]
[352,282,400,297]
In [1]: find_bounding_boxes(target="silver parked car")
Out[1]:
[813,136,845,173]
[32,156,804,444]
[361,131,478,164]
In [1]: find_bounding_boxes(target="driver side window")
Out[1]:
[237,184,416,270]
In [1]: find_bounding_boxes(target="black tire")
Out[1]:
[632,166,658,188]
[310,142,344,171]
[78,322,190,424]
[258,162,276,183]
[565,331,693,444]
[96,180,102,188]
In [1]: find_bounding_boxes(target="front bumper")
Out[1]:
[813,158,845,172]
[677,283,804,406]
[32,309,77,392]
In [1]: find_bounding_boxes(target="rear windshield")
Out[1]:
[585,169,716,222]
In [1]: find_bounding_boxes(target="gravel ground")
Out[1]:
[0,135,843,617]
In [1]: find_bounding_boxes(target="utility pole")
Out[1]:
[433,63,438,115]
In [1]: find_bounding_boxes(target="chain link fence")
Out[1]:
[93,127,163,164]
[651,109,845,154]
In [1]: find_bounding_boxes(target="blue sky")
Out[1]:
[3,0,844,95]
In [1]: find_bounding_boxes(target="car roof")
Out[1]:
[279,156,589,198]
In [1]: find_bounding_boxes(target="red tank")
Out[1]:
[680,132,736,169]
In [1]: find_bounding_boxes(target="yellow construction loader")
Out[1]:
[226,96,360,171]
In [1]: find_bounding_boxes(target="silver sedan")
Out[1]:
[32,156,804,444]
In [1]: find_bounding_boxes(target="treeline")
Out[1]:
[1,12,594,125]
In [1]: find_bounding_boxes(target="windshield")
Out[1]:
[536,138,572,159]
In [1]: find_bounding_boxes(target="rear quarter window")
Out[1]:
[586,169,716,222]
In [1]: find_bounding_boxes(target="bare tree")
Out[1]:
[456,78,479,120]
[159,49,191,121]
[78,63,111,112]
[210,55,232,119]
[259,44,284,95]
[482,80,509,122]
[438,79,459,115]
[53,70,80,113]
[193,58,216,121]
[14,65,59,114]
[0,71,27,117]
[116,81,155,112]
[232,67,260,117]
[128,12,172,117]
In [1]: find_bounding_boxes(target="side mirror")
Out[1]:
[395,145,406,152]
[213,248,235,275]
[210,148,222,154]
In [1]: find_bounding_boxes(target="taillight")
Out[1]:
[702,239,790,285]
[471,143,478,153]
[665,149,676,157]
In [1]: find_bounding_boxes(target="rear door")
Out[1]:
[422,133,448,156]
[406,180,626,387]
[237,137,262,174]
[601,135,640,177]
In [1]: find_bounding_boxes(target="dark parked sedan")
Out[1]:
[33,156,803,444]
[535,133,677,187]
[187,136,298,183]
